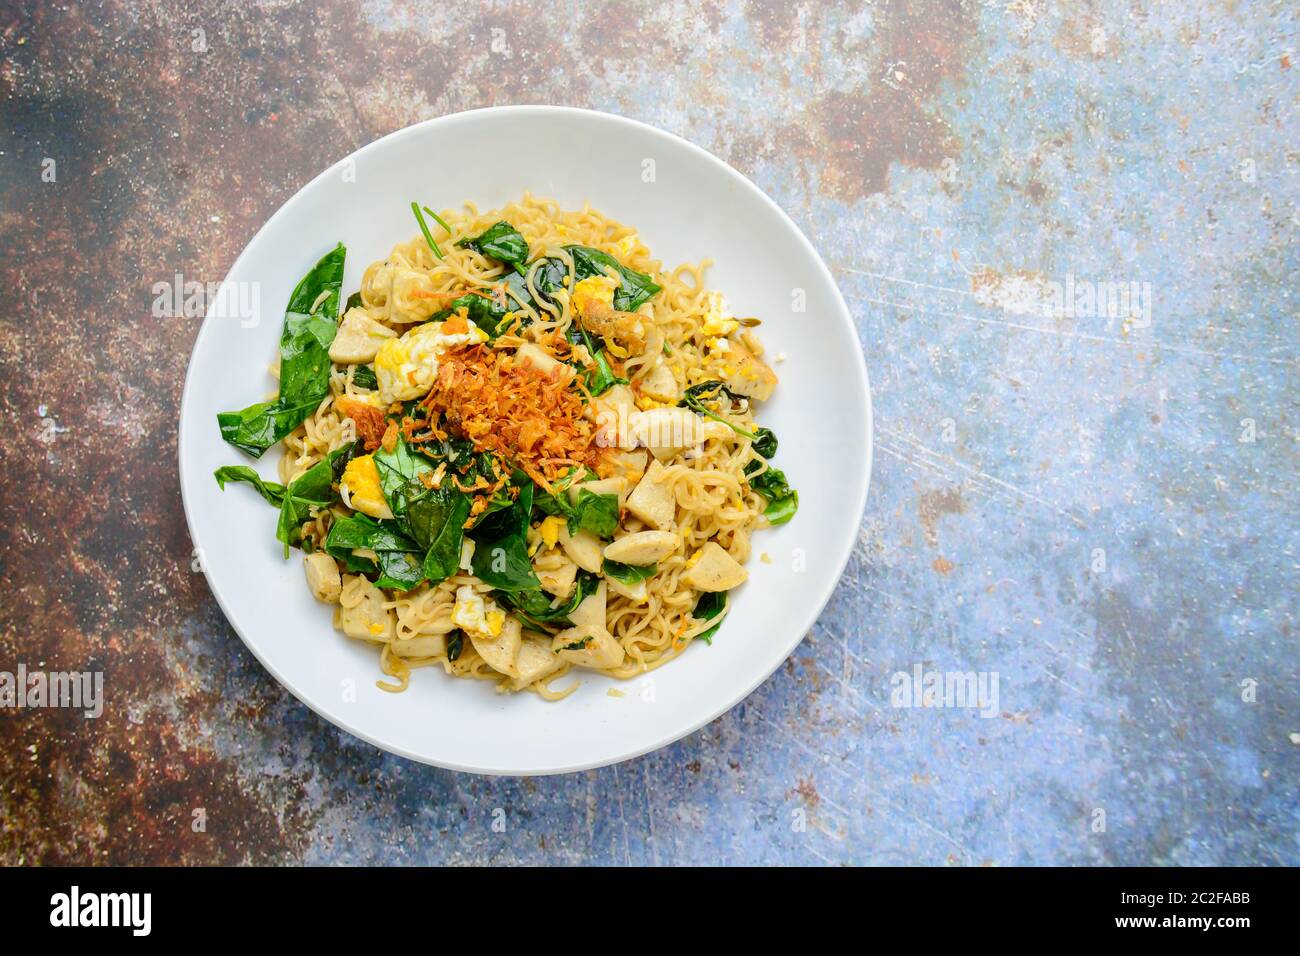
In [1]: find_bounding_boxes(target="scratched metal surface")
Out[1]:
[1,0,1296,865]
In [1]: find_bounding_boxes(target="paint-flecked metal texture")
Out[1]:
[1,0,1296,865]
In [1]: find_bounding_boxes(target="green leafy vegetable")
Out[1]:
[447,632,464,661]
[565,319,628,397]
[432,293,513,340]
[568,489,619,538]
[373,438,471,585]
[345,291,363,311]
[275,444,357,557]
[565,246,661,312]
[458,221,529,273]
[585,347,629,396]
[215,442,361,556]
[603,560,658,583]
[691,591,727,645]
[752,426,778,459]
[324,514,425,590]
[411,202,444,259]
[350,364,378,390]
[421,495,472,584]
[469,473,540,591]
[495,255,567,312]
[499,571,599,632]
[746,461,798,526]
[679,381,758,440]
[213,466,285,507]
[534,472,619,538]
[218,244,346,457]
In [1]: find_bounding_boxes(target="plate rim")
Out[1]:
[178,105,873,775]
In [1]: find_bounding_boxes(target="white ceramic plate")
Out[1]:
[179,107,871,775]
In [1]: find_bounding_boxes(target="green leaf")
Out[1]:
[218,244,346,457]
[375,551,427,591]
[213,466,285,507]
[533,472,619,539]
[564,318,628,397]
[568,489,619,538]
[752,426,778,459]
[351,364,378,390]
[459,221,529,271]
[272,444,356,558]
[373,437,471,586]
[692,591,727,645]
[325,514,426,590]
[499,571,599,632]
[679,381,758,440]
[469,474,539,591]
[421,494,472,584]
[470,533,537,591]
[585,347,629,396]
[746,461,798,526]
[432,293,513,340]
[603,560,657,584]
[564,245,661,312]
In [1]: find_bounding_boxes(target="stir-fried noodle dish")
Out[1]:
[214,195,798,699]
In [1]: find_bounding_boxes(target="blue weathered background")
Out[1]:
[0,0,1295,864]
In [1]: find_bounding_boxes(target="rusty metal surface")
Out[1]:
[1,0,1296,864]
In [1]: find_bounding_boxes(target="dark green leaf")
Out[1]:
[498,571,599,632]
[373,438,471,585]
[421,494,471,584]
[468,474,539,591]
[679,381,757,440]
[447,632,464,661]
[603,560,657,584]
[375,550,427,591]
[213,466,285,507]
[746,462,799,526]
[692,591,727,645]
[324,513,423,586]
[459,221,529,271]
[752,426,778,459]
[432,293,513,340]
[568,489,619,538]
[533,473,619,539]
[470,533,537,591]
[272,444,353,557]
[565,245,661,312]
[351,364,378,390]
[584,347,629,396]
[564,318,628,397]
[218,244,346,457]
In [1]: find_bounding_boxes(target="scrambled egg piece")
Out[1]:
[374,319,487,404]
[700,292,739,337]
[538,515,566,550]
[452,585,506,639]
[570,275,618,316]
[340,455,393,519]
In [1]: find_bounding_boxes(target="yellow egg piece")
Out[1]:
[571,275,617,316]
[700,292,739,337]
[341,455,393,520]
[374,320,488,404]
[539,515,566,550]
